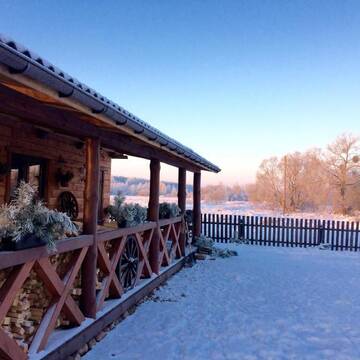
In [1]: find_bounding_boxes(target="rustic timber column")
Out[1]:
[81,137,100,318]
[178,168,186,254]
[148,159,160,274]
[193,171,201,240]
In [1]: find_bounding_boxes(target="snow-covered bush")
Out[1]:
[194,235,214,249]
[318,243,331,250]
[194,235,238,258]
[184,210,193,224]
[106,193,147,228]
[215,248,239,258]
[159,202,181,219]
[0,181,78,250]
[229,231,249,244]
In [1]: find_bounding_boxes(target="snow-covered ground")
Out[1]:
[119,196,359,222]
[200,201,360,221]
[84,245,360,360]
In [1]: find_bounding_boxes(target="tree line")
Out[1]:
[111,134,359,216]
[111,176,193,197]
[247,133,360,215]
[201,183,247,203]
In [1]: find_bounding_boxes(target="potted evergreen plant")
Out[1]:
[0,182,78,251]
[159,202,181,219]
[106,193,147,228]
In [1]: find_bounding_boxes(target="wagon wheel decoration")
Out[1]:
[57,191,79,220]
[117,235,139,290]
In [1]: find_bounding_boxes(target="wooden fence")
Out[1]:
[201,214,360,251]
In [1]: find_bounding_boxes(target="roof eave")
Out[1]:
[0,35,221,173]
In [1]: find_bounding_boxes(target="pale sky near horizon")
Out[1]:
[1,1,359,185]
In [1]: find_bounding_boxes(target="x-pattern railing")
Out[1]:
[0,217,184,359]
[0,245,89,358]
[158,218,182,267]
[96,238,125,311]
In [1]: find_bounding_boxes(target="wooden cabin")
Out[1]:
[0,35,220,359]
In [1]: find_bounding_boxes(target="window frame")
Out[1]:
[5,151,49,202]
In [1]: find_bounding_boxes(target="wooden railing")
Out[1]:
[202,213,360,251]
[0,217,184,359]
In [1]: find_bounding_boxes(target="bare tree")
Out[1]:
[325,134,360,214]
[300,149,329,210]
[254,157,283,208]
[251,150,329,212]
[202,183,228,203]
[228,183,246,201]
[282,153,303,212]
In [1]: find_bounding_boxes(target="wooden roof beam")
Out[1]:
[0,84,202,172]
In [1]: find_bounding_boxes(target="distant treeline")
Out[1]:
[111,176,248,203]
[247,133,360,215]
[111,176,193,196]
[111,133,360,214]
[202,184,248,202]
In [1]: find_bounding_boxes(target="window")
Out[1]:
[10,154,47,199]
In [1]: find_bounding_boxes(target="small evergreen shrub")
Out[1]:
[194,235,238,258]
[106,193,147,228]
[194,235,214,249]
[159,202,181,219]
[0,181,78,250]
[185,210,193,224]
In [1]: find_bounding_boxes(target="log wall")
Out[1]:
[0,115,111,220]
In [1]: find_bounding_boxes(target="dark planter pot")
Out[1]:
[117,220,146,228]
[1,234,47,251]
[117,220,128,228]
[159,211,171,220]
[160,214,177,220]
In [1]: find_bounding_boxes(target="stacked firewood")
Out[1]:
[51,252,84,299]
[0,252,83,352]
[0,270,50,352]
[195,243,213,260]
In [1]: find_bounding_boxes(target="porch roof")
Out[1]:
[0,34,220,173]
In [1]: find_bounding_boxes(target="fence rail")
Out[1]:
[201,213,360,251]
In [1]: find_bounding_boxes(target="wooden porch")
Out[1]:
[0,217,190,359]
[0,35,220,359]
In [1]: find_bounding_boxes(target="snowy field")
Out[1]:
[84,245,360,360]
[119,196,359,222]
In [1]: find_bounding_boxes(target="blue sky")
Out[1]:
[1,0,359,185]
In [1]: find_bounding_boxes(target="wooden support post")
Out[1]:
[81,138,100,318]
[193,171,201,240]
[148,159,160,274]
[4,148,11,203]
[178,168,186,255]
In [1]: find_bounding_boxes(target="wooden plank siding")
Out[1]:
[201,213,360,251]
[0,115,111,219]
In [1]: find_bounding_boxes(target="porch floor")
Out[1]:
[84,245,360,360]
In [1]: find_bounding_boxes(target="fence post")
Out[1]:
[318,222,325,245]
[238,219,245,240]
